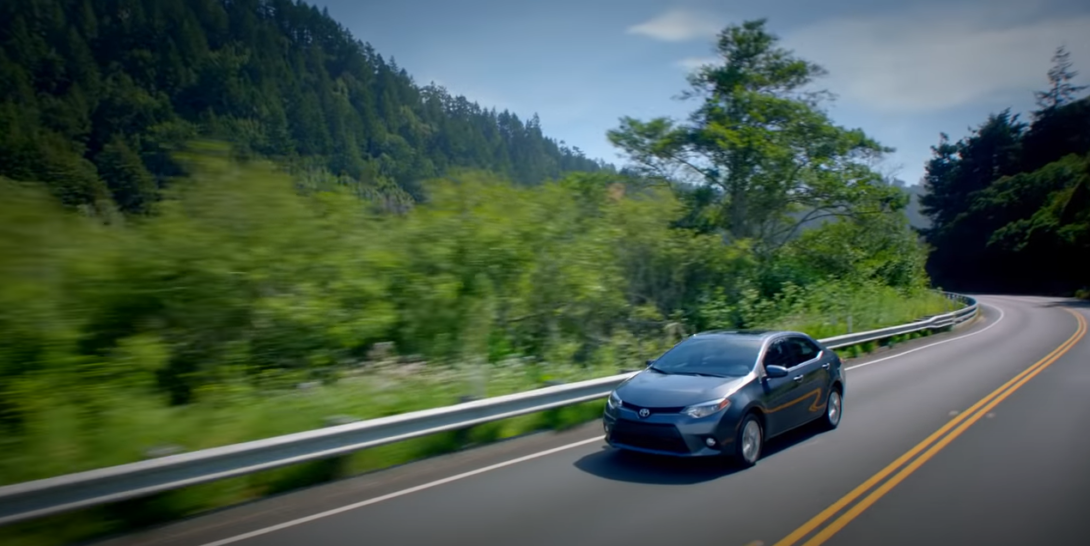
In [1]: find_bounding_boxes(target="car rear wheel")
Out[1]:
[818,388,842,430]
[735,414,763,467]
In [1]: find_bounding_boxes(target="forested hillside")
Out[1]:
[0,0,610,215]
[920,46,1090,294]
[894,181,930,229]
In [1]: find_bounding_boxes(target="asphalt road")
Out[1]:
[99,295,1090,546]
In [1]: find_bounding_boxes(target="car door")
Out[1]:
[759,338,807,437]
[782,335,829,427]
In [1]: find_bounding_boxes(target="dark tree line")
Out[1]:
[0,0,611,215]
[920,46,1090,295]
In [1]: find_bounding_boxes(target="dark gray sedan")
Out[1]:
[602,329,846,466]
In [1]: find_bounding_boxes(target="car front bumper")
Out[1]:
[602,405,737,457]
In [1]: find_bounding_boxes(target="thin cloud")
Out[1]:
[674,56,719,70]
[783,4,1090,113]
[627,8,724,42]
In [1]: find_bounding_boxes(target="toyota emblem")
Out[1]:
[638,408,651,418]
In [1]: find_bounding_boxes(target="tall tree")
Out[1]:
[94,136,157,214]
[607,19,902,254]
[1034,46,1088,114]
[919,110,1026,229]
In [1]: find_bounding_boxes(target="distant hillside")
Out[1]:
[777,179,932,236]
[0,0,612,214]
[902,184,931,229]
[878,179,930,230]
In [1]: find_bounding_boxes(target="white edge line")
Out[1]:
[198,436,604,546]
[845,303,1005,371]
[197,303,1007,546]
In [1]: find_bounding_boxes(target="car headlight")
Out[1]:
[683,398,731,418]
[607,391,622,410]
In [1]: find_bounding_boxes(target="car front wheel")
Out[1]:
[818,388,842,430]
[735,414,763,467]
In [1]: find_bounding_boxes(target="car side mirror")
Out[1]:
[765,365,789,378]
[645,359,655,367]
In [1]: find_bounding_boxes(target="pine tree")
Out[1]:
[94,136,157,214]
[1034,46,1088,114]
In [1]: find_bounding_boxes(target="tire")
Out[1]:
[817,387,842,431]
[734,414,763,468]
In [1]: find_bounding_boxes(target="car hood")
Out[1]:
[615,370,750,407]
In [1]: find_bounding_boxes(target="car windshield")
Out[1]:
[648,335,763,377]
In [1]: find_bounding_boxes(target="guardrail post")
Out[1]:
[538,379,568,430]
[277,415,360,489]
[847,314,853,334]
[105,445,190,529]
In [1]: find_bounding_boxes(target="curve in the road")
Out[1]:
[843,303,1005,371]
[773,305,1086,546]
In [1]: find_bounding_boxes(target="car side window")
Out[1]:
[763,340,791,369]
[785,336,821,365]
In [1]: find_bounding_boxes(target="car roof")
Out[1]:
[692,329,808,340]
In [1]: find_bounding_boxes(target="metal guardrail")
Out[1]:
[0,294,979,526]
[822,292,978,349]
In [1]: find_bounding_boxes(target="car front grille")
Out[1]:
[620,402,685,415]
[610,420,690,454]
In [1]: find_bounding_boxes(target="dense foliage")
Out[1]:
[920,46,1090,294]
[0,0,610,216]
[0,7,948,521]
[607,19,922,288]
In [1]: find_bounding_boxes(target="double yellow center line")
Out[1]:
[773,308,1088,546]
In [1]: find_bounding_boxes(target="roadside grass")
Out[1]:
[767,288,955,340]
[0,400,607,546]
[0,292,958,546]
[0,360,624,485]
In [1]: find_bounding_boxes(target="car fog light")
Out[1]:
[705,437,717,447]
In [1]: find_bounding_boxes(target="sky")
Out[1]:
[318,0,1090,186]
